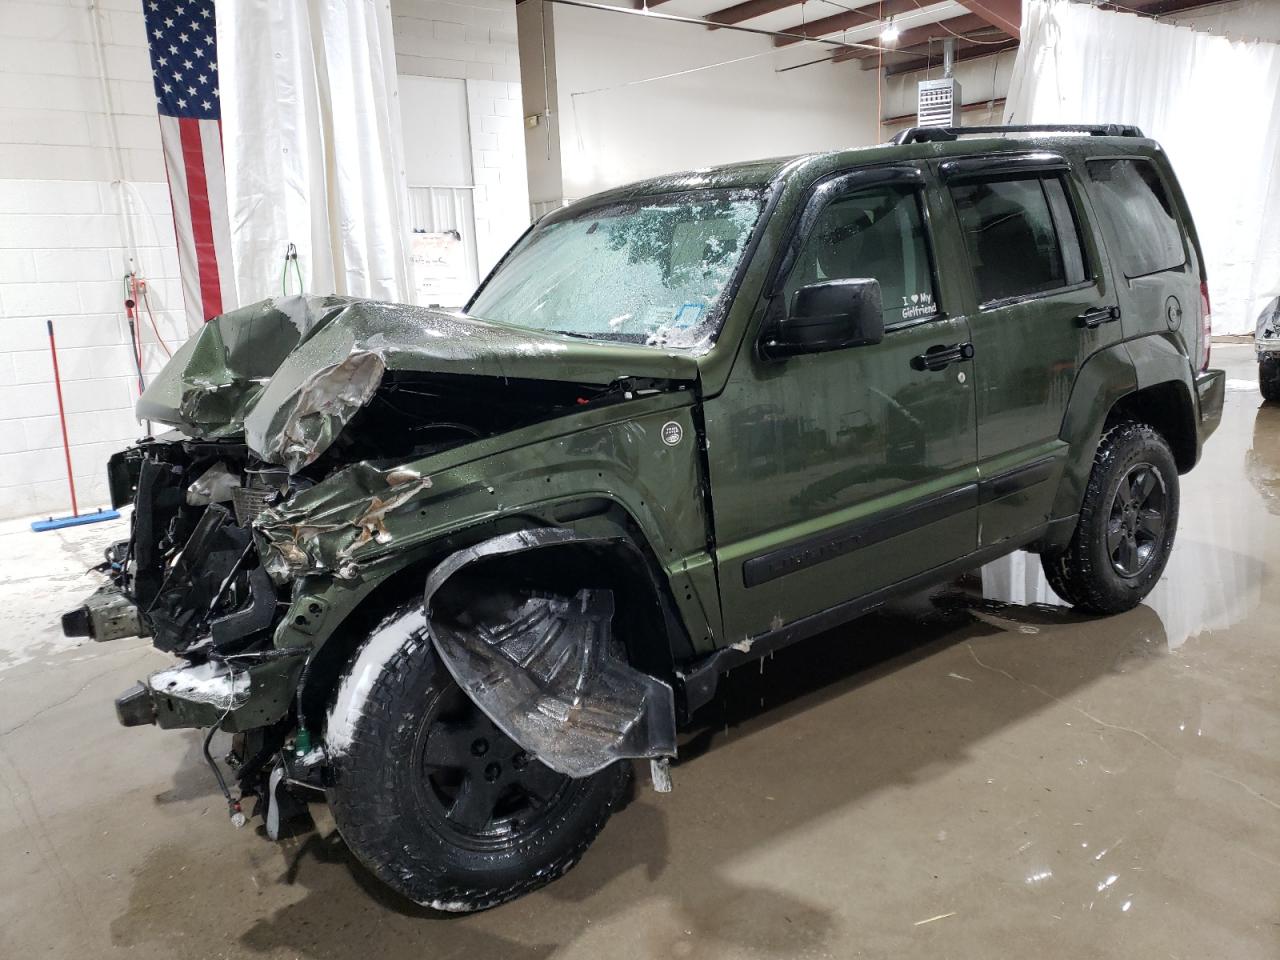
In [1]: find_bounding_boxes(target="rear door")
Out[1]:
[936,153,1122,546]
[705,166,979,644]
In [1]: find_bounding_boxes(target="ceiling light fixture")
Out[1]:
[880,17,900,44]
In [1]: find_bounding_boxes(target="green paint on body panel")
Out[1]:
[89,129,1222,748]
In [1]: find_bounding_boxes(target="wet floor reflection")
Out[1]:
[982,396,1274,650]
[979,532,1264,653]
[1246,401,1280,513]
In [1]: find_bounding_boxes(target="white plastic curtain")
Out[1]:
[1005,0,1280,334]
[216,0,412,304]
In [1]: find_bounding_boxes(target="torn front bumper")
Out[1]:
[62,584,149,642]
[113,655,305,732]
[423,530,678,779]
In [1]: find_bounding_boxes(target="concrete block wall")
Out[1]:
[0,0,184,520]
[394,0,529,277]
[465,78,530,276]
[391,0,522,84]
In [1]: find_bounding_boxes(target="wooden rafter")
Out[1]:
[773,0,930,47]
[704,0,806,26]
[955,0,1020,39]
[881,36,1018,75]
[832,12,995,62]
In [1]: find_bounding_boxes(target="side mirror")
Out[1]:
[761,278,885,360]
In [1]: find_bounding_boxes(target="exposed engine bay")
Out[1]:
[90,370,600,659]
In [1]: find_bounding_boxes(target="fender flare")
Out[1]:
[1049,335,1197,545]
[421,528,678,779]
[1051,342,1140,525]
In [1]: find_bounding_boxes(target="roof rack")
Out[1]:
[890,124,1145,145]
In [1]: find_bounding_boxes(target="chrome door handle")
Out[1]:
[911,342,975,371]
[1077,305,1121,329]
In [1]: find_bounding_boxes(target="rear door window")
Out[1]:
[1085,158,1186,278]
[784,183,939,326]
[950,175,1088,306]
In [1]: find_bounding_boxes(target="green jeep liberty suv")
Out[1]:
[67,124,1224,911]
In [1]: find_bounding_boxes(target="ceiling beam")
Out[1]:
[1098,0,1231,12]
[832,12,993,61]
[773,0,928,46]
[955,0,1020,39]
[881,36,1018,75]
[704,0,806,26]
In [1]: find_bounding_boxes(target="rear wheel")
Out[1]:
[326,602,630,912]
[1042,422,1179,614]
[1261,357,1280,402]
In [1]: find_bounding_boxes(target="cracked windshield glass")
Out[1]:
[467,190,765,353]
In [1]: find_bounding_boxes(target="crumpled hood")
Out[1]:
[136,295,699,470]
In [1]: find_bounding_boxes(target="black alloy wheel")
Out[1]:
[1041,421,1180,615]
[326,600,631,912]
[412,684,572,842]
[1106,462,1168,578]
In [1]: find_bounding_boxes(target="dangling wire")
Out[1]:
[202,661,247,827]
[281,243,304,295]
[139,280,173,358]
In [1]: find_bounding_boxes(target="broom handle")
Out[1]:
[46,320,78,518]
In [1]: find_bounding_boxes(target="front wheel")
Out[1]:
[325,602,631,912]
[1042,422,1179,614]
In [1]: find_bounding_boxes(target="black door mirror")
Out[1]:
[761,278,885,360]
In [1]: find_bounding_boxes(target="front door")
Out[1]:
[705,167,979,644]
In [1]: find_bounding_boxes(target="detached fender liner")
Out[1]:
[423,529,678,779]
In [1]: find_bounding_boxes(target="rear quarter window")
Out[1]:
[1085,158,1186,278]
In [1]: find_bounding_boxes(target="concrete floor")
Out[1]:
[1,342,1276,959]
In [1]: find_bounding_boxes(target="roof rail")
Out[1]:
[890,124,1145,145]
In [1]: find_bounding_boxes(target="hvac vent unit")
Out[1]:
[917,77,961,128]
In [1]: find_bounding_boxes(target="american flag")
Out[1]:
[141,0,235,324]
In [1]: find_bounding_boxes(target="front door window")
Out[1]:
[784,183,939,326]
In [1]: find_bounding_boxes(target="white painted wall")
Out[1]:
[0,0,186,521]
[391,0,521,84]
[393,0,529,279]
[522,2,883,207]
[400,75,474,187]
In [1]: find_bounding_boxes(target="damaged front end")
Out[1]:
[1258,295,1280,360]
[74,434,304,733]
[423,530,678,780]
[69,294,697,827]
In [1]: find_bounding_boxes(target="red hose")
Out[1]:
[46,320,79,518]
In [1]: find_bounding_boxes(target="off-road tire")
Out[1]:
[326,602,631,913]
[1041,422,1179,615]
[1260,358,1280,402]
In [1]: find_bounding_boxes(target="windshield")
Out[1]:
[467,190,765,353]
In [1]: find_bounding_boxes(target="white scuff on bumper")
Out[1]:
[147,661,251,712]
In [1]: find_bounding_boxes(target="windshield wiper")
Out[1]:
[551,329,602,341]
